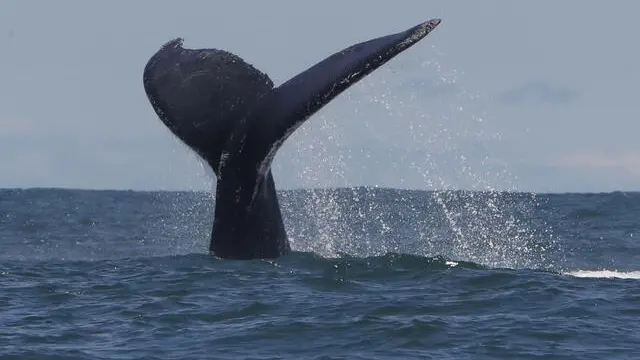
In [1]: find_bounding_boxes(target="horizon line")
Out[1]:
[1,185,637,196]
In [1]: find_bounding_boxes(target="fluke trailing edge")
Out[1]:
[142,19,441,259]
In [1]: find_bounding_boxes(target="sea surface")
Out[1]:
[1,187,639,359]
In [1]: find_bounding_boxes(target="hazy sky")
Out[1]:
[1,1,638,192]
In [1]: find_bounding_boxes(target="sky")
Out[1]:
[1,1,638,193]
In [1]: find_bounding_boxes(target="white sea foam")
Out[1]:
[565,270,640,279]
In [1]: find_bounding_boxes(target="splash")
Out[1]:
[279,44,557,270]
[161,153,214,255]
[280,115,355,258]
[412,48,557,269]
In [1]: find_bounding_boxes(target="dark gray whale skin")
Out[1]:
[142,19,441,259]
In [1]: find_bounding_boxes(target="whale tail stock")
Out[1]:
[142,19,441,259]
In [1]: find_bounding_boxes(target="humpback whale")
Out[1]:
[143,19,441,260]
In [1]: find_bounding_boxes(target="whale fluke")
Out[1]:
[143,19,441,259]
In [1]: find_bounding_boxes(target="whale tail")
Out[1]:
[142,19,441,259]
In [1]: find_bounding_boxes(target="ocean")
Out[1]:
[1,187,638,359]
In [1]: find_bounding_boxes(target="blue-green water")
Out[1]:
[1,188,639,359]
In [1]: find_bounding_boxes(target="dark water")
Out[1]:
[1,188,639,359]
